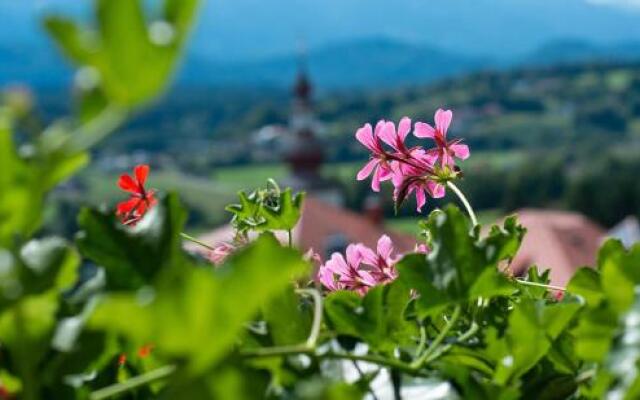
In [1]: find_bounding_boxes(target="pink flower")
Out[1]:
[414,243,430,254]
[355,109,470,213]
[355,121,394,191]
[318,236,407,295]
[318,244,375,295]
[414,109,469,168]
[208,242,236,266]
[391,158,445,212]
[359,235,400,283]
[377,117,412,154]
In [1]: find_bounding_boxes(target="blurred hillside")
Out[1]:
[61,60,640,163]
[23,60,640,234]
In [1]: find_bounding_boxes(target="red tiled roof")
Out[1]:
[508,209,605,287]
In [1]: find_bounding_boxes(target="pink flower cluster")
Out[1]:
[318,235,427,295]
[356,109,469,212]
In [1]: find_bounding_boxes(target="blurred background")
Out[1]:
[2,0,640,282]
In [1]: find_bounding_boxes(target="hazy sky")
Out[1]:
[2,0,640,61]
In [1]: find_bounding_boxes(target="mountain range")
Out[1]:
[3,36,640,91]
[2,0,640,90]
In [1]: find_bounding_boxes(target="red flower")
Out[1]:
[137,343,154,358]
[117,353,127,367]
[116,165,157,225]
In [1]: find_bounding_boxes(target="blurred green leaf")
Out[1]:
[603,293,640,400]
[263,285,312,346]
[76,193,188,290]
[573,242,640,363]
[43,17,95,65]
[0,292,59,399]
[45,0,200,107]
[567,268,603,306]
[599,240,640,314]
[0,237,78,308]
[89,233,310,373]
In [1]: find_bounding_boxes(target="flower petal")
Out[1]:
[357,159,377,180]
[326,253,349,276]
[118,174,139,193]
[371,166,382,192]
[355,123,375,152]
[450,143,470,160]
[116,197,139,215]
[134,164,150,186]
[434,109,453,136]
[397,117,411,142]
[415,188,426,212]
[377,121,398,151]
[359,246,378,266]
[428,182,446,198]
[346,244,363,267]
[414,121,435,138]
[377,235,394,260]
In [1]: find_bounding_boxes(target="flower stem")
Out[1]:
[180,232,215,251]
[66,105,129,152]
[514,279,566,292]
[240,347,426,377]
[90,365,176,400]
[410,305,461,369]
[288,229,293,247]
[295,288,323,348]
[446,181,478,226]
[423,321,478,364]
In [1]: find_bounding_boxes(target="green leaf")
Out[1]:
[491,299,581,385]
[573,305,618,362]
[43,17,95,65]
[263,285,312,346]
[46,0,200,107]
[226,187,305,233]
[324,284,414,352]
[572,242,640,363]
[18,237,79,294]
[603,293,640,400]
[0,237,78,308]
[76,193,188,290]
[261,189,305,231]
[599,240,640,314]
[395,206,522,316]
[0,292,59,398]
[89,233,310,373]
[518,267,552,299]
[567,268,603,306]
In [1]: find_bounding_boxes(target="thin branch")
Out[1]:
[296,288,323,348]
[180,232,215,251]
[515,279,566,292]
[90,365,176,400]
[65,105,129,153]
[410,306,461,369]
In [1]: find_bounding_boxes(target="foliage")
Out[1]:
[3,1,640,399]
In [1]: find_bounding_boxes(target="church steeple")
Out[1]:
[280,55,342,205]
